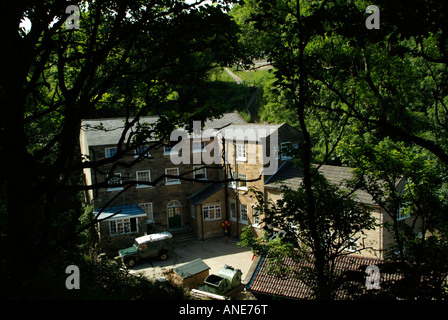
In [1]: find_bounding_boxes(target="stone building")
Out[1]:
[79,111,419,260]
[79,111,304,254]
[263,161,422,259]
[79,112,245,254]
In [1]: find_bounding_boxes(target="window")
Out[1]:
[345,237,358,252]
[397,204,411,220]
[139,203,154,222]
[229,201,237,221]
[136,170,151,188]
[164,144,178,155]
[280,142,293,160]
[134,146,151,158]
[252,206,261,227]
[238,173,247,189]
[192,140,206,152]
[236,143,246,161]
[193,166,207,180]
[105,147,117,158]
[109,218,138,236]
[165,168,180,185]
[107,173,123,191]
[240,204,248,224]
[228,171,236,188]
[203,205,221,221]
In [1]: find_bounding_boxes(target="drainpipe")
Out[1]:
[222,137,229,222]
[89,147,98,201]
[200,204,204,241]
[234,141,240,240]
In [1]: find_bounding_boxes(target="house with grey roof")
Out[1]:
[79,110,305,254]
[80,112,247,254]
[263,160,423,260]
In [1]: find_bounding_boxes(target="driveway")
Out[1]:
[131,236,255,283]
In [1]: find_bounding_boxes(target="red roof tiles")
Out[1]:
[246,252,403,300]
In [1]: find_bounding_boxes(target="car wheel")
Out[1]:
[159,251,168,261]
[126,258,136,268]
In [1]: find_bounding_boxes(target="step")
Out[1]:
[170,228,198,243]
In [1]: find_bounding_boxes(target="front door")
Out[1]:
[167,201,182,229]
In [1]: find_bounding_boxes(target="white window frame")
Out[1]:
[109,217,138,236]
[134,146,151,158]
[236,142,246,162]
[240,204,248,224]
[136,170,151,188]
[345,237,358,252]
[252,206,261,228]
[228,171,236,188]
[229,200,237,222]
[139,203,154,223]
[165,168,180,185]
[237,173,247,190]
[193,166,207,180]
[105,147,117,158]
[397,204,411,220]
[107,173,123,191]
[203,204,222,221]
[192,140,206,153]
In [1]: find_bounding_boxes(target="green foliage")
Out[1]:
[1,0,242,299]
[242,170,376,299]
[233,0,448,299]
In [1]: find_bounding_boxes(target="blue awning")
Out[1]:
[94,205,146,221]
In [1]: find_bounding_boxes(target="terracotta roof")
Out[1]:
[245,251,402,300]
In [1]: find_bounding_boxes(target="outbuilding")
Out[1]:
[165,258,211,290]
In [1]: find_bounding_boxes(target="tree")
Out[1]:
[236,0,448,299]
[0,0,240,298]
[339,136,448,299]
[241,170,375,299]
[233,0,377,299]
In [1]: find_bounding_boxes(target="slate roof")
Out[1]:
[81,111,247,147]
[264,161,375,205]
[188,183,224,205]
[245,252,401,300]
[82,116,159,147]
[93,205,147,221]
[218,123,283,141]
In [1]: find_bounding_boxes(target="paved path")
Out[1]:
[131,237,255,282]
[224,67,243,84]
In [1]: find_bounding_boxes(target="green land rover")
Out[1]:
[118,231,175,267]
